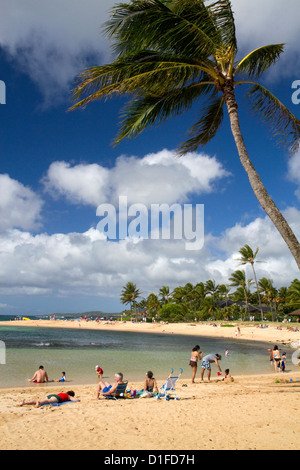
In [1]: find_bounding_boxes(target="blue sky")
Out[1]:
[0,0,299,316]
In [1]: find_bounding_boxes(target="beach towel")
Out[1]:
[41,401,78,407]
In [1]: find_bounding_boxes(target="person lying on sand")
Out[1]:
[28,365,49,383]
[95,372,124,399]
[18,391,80,408]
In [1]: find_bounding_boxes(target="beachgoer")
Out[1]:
[201,354,222,382]
[141,371,159,397]
[55,372,66,383]
[223,369,234,383]
[18,391,80,408]
[281,352,287,372]
[271,345,281,373]
[189,345,203,383]
[95,372,124,399]
[95,365,103,382]
[225,349,229,357]
[28,365,49,383]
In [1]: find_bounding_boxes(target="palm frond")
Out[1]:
[178,94,224,153]
[248,83,300,154]
[113,81,216,144]
[207,0,237,51]
[69,52,216,111]
[236,44,285,78]
[104,0,225,59]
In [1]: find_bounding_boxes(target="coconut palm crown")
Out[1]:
[70,0,300,268]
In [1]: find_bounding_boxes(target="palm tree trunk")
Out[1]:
[223,83,300,270]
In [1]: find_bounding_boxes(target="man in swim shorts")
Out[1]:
[28,365,49,383]
[201,354,222,382]
[95,372,124,399]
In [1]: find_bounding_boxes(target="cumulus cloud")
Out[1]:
[0,174,43,232]
[43,161,110,206]
[207,207,300,287]
[43,149,230,207]
[0,203,298,300]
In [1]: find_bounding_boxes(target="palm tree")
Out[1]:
[229,269,253,320]
[287,279,300,308]
[158,285,171,305]
[120,281,142,314]
[237,244,264,320]
[146,292,161,318]
[70,0,300,268]
[258,277,278,321]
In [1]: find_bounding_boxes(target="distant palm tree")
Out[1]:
[237,244,264,320]
[287,279,300,308]
[258,277,278,321]
[146,292,161,317]
[158,286,171,305]
[120,281,142,314]
[70,0,300,268]
[229,269,253,320]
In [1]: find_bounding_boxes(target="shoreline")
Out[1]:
[1,319,300,346]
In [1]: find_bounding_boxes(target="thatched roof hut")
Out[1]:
[289,309,300,317]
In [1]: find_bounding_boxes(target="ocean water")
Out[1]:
[0,325,297,389]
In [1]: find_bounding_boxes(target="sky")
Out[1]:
[0,0,299,316]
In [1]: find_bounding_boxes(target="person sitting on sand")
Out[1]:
[95,372,124,399]
[18,391,80,408]
[201,354,222,382]
[28,365,49,383]
[223,369,234,383]
[141,371,159,397]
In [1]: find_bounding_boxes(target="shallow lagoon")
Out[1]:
[0,325,296,388]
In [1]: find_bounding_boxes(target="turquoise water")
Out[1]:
[0,325,297,389]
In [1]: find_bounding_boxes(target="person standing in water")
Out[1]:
[189,345,203,383]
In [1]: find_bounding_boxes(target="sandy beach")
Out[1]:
[0,374,299,450]
[2,318,300,345]
[0,320,300,450]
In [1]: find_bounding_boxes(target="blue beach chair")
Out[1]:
[156,368,183,401]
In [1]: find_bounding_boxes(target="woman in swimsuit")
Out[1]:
[189,345,203,383]
[144,371,158,395]
[272,345,281,373]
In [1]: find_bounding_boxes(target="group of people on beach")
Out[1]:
[28,365,66,384]
[18,339,296,409]
[268,345,287,373]
[189,345,233,383]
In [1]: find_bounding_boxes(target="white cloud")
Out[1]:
[0,0,118,105]
[231,0,300,78]
[43,161,110,206]
[287,150,300,199]
[207,207,300,287]
[0,174,43,232]
[43,149,230,207]
[0,200,298,301]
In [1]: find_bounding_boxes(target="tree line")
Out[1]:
[120,245,300,323]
